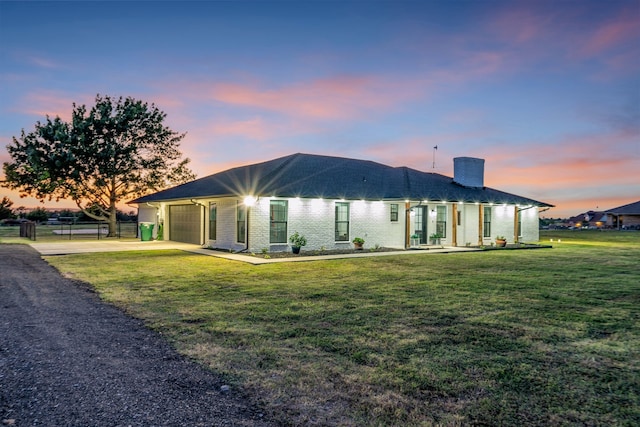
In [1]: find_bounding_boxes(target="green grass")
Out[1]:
[44,230,640,426]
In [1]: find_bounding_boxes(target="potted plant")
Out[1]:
[352,237,365,250]
[429,233,442,245]
[410,234,420,248]
[495,235,507,247]
[289,231,307,254]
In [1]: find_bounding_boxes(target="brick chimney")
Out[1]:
[453,157,484,188]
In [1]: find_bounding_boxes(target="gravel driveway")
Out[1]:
[0,245,274,426]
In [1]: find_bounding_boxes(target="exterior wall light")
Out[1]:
[244,195,257,206]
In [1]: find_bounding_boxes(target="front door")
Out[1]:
[414,206,428,244]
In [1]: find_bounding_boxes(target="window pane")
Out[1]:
[390,204,398,222]
[335,202,349,241]
[270,200,287,243]
[483,206,491,237]
[436,205,447,238]
[209,203,217,240]
[237,203,246,243]
[271,222,287,243]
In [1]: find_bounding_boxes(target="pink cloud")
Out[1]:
[362,129,498,174]
[14,91,93,122]
[210,75,411,120]
[488,6,548,44]
[207,117,275,141]
[26,55,59,69]
[482,129,639,196]
[362,126,638,218]
[580,10,640,57]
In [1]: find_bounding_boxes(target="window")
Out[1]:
[335,202,349,241]
[236,202,246,243]
[436,205,447,238]
[270,200,288,243]
[517,209,522,239]
[390,204,399,222]
[483,206,492,237]
[209,202,217,240]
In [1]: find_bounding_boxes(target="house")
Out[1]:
[567,210,608,229]
[605,200,640,230]
[130,153,554,252]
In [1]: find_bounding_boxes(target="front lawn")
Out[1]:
[46,230,640,426]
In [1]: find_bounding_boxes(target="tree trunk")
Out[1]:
[107,204,117,237]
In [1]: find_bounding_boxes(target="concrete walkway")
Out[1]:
[29,239,480,264]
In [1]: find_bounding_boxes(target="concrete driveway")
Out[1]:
[29,239,479,264]
[29,239,201,256]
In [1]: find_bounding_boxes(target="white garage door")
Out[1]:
[169,205,202,245]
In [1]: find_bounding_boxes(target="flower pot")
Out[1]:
[496,239,507,247]
[353,243,363,250]
[292,246,301,254]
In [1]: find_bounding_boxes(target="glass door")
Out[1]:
[414,206,428,244]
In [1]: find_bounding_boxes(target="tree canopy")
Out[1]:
[26,207,49,222]
[0,196,15,220]
[2,94,196,236]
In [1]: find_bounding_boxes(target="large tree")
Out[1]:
[2,95,196,236]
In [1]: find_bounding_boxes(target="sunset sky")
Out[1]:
[1,0,638,218]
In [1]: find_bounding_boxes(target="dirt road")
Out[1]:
[0,245,273,426]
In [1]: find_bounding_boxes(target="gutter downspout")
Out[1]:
[235,204,251,253]
[232,197,257,254]
[244,205,250,253]
[240,197,259,253]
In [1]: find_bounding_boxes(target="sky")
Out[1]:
[0,0,638,218]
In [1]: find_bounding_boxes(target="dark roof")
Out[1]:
[605,200,640,215]
[568,211,607,223]
[131,153,554,207]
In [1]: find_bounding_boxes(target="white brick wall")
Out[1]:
[520,206,540,243]
[203,198,246,252]
[460,204,480,246]
[487,204,540,244]
[246,198,406,252]
[152,196,542,251]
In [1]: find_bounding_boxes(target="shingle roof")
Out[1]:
[568,211,607,224]
[131,153,554,207]
[605,200,640,215]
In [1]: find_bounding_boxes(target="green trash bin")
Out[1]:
[139,222,154,241]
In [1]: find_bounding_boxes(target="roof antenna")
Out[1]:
[432,145,438,169]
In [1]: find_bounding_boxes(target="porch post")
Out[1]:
[452,204,458,247]
[478,203,483,246]
[405,201,411,249]
[514,205,519,242]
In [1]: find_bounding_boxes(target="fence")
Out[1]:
[1,221,139,241]
[20,221,37,240]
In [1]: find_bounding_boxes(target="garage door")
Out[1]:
[169,205,202,244]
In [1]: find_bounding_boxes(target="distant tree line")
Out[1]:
[0,196,136,223]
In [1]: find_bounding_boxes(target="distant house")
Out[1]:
[568,210,608,229]
[605,200,640,230]
[130,153,553,252]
